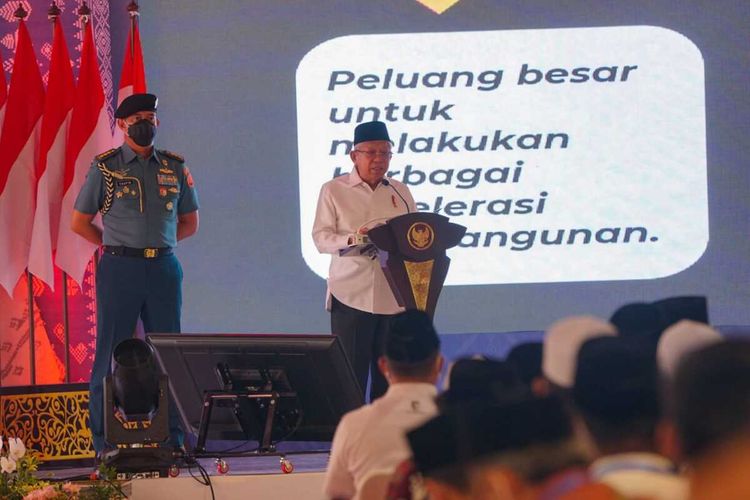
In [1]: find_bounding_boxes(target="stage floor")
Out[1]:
[40,451,331,499]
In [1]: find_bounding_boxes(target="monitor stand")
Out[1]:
[195,389,284,453]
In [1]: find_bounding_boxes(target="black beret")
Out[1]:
[115,93,158,119]
[353,120,392,145]
[384,309,440,363]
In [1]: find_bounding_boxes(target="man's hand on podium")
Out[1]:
[347,233,370,246]
[361,244,378,260]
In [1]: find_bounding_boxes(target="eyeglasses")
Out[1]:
[353,150,393,159]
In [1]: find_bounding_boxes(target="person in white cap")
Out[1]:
[657,320,722,380]
[541,315,617,391]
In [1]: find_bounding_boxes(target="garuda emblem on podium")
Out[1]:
[407,222,434,251]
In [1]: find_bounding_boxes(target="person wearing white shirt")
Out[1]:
[312,121,416,400]
[323,309,443,500]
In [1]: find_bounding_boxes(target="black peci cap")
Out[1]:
[385,309,440,363]
[610,302,665,340]
[115,93,158,119]
[353,120,392,145]
[652,296,709,329]
[408,395,573,476]
[573,336,659,422]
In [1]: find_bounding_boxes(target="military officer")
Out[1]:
[71,93,199,456]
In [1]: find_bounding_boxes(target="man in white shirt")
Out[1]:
[312,121,416,400]
[323,309,443,500]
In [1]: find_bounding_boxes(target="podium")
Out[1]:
[368,213,466,318]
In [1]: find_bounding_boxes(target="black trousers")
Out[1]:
[330,295,393,401]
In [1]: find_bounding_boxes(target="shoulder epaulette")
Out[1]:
[158,149,185,162]
[95,147,120,162]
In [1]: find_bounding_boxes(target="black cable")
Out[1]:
[271,409,304,448]
[209,407,305,454]
[184,454,215,500]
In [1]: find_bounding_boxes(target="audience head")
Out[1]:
[542,315,617,389]
[407,411,471,497]
[671,340,750,463]
[574,336,660,455]
[610,301,665,340]
[657,320,722,380]
[436,357,525,412]
[506,341,543,388]
[652,295,709,329]
[408,394,589,498]
[380,309,442,383]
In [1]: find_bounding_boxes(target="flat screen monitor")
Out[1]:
[147,333,364,444]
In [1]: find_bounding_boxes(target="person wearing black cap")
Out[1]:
[323,309,442,500]
[312,120,416,401]
[71,93,199,457]
[407,395,612,500]
[574,336,687,500]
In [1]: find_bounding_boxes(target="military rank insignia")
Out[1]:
[157,174,178,186]
[184,166,195,188]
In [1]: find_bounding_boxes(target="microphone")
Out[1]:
[381,178,410,214]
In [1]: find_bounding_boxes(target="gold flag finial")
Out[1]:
[14,2,28,20]
[127,1,140,17]
[48,1,61,21]
[77,1,91,23]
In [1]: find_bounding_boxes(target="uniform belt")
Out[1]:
[103,246,173,259]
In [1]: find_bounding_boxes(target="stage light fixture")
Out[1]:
[102,338,176,477]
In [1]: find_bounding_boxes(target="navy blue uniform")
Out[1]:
[74,143,199,453]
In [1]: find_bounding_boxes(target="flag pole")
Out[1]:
[13,2,37,386]
[47,0,70,384]
[73,1,93,387]
[127,1,139,59]
[25,270,35,385]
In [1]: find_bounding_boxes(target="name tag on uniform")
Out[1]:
[117,180,133,186]
[157,174,178,186]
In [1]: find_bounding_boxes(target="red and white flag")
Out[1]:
[28,17,75,290]
[118,13,146,103]
[55,18,112,286]
[0,20,45,297]
[113,12,146,144]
